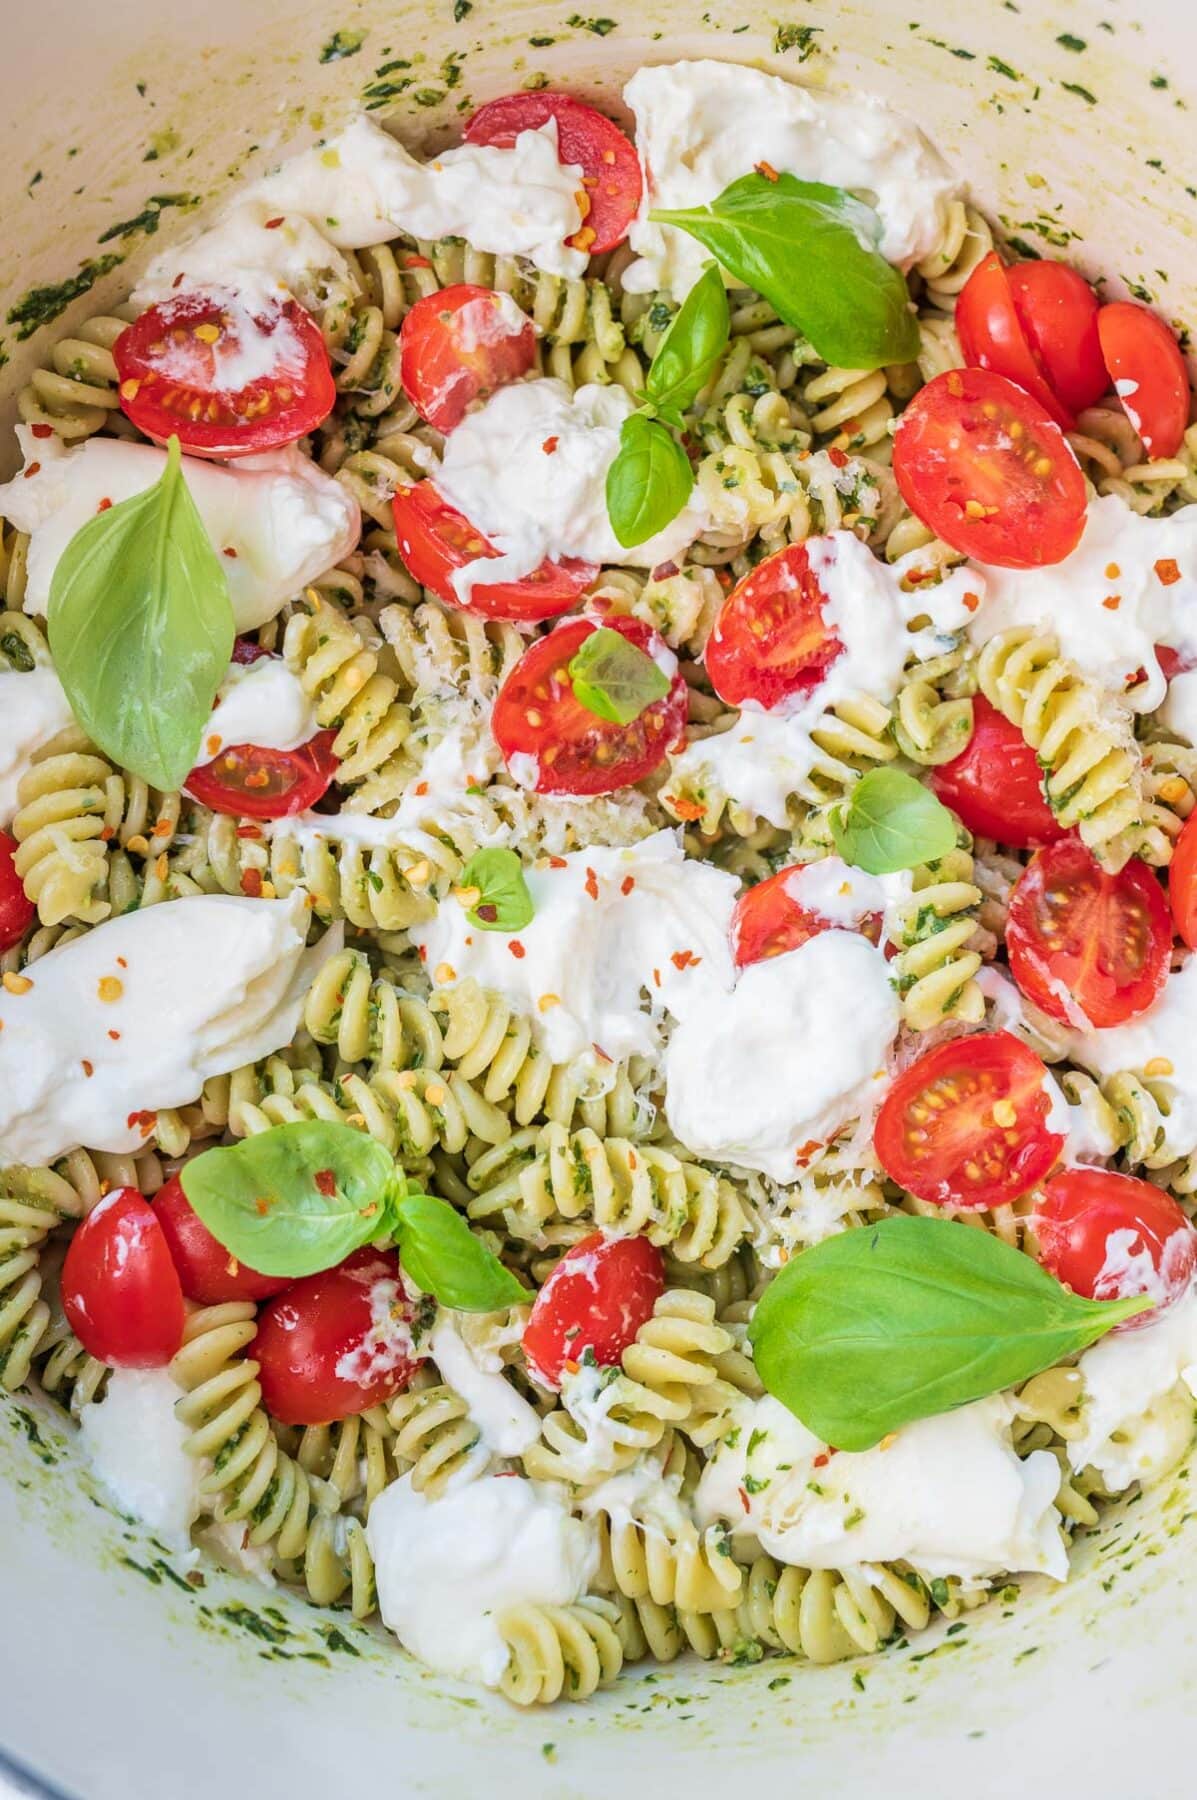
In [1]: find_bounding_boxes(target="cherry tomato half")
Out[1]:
[956,252,1072,428]
[1036,1167,1197,1326]
[464,92,642,254]
[730,865,881,969]
[1168,809,1197,949]
[153,1174,292,1305]
[254,1248,424,1427]
[0,831,34,953]
[703,541,841,710]
[61,1189,185,1368]
[492,613,688,796]
[184,730,338,821]
[1006,841,1171,1029]
[1006,260,1107,416]
[399,284,536,432]
[874,1031,1064,1210]
[523,1232,665,1389]
[393,480,597,623]
[929,696,1065,849]
[893,368,1087,569]
[114,292,335,459]
[1097,301,1191,460]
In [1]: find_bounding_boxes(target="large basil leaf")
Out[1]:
[830,767,958,874]
[644,261,730,420]
[391,1191,528,1311]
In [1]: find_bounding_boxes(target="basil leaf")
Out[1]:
[391,1190,529,1310]
[567,623,670,725]
[180,1120,397,1278]
[47,436,235,790]
[460,846,533,932]
[830,767,958,875]
[748,1216,1151,1453]
[645,261,730,417]
[652,172,919,371]
[605,413,694,550]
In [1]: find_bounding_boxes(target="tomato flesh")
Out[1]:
[399,284,536,432]
[114,292,335,458]
[1006,260,1107,416]
[492,613,688,796]
[464,92,642,254]
[929,696,1065,848]
[254,1248,423,1427]
[704,541,841,710]
[956,252,1073,428]
[1169,809,1197,949]
[393,480,597,623]
[61,1189,185,1368]
[153,1174,292,1305]
[523,1232,665,1389]
[874,1031,1064,1210]
[731,865,880,969]
[893,368,1087,569]
[1097,301,1191,460]
[1036,1168,1197,1326]
[1006,841,1171,1029]
[184,730,338,821]
[0,831,34,953]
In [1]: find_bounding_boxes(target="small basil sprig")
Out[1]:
[459,847,534,932]
[606,261,729,548]
[568,625,670,724]
[830,767,957,874]
[652,172,920,371]
[180,1120,527,1309]
[749,1216,1150,1453]
[48,436,234,790]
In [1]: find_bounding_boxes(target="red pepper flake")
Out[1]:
[125,1109,157,1137]
[414,781,429,798]
[812,1449,839,1470]
[404,253,433,269]
[620,875,635,896]
[592,1042,613,1063]
[542,436,559,455]
[755,160,780,182]
[255,1197,271,1216]
[236,824,264,840]
[737,1485,751,1513]
[81,1059,94,1078]
[152,817,173,838]
[417,945,428,961]
[652,560,679,581]
[223,546,238,559]
[30,423,52,439]
[99,825,115,842]
[962,591,981,613]
[240,869,264,897]
[828,446,849,469]
[584,867,599,901]
[1156,558,1182,586]
[1103,595,1121,611]
[24,462,41,479]
[549,855,568,869]
[652,967,662,988]
[668,796,707,822]
[107,1029,121,1041]
[508,939,526,959]
[314,1169,337,1197]
[793,1137,822,1168]
[97,497,112,512]
[671,949,701,970]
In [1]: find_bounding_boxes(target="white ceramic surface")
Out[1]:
[2,2,1197,1794]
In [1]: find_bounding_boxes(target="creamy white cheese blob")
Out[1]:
[1059,958,1197,1159]
[410,829,738,1067]
[80,1367,201,1551]
[0,893,341,1163]
[0,430,360,634]
[247,114,587,278]
[623,60,959,298]
[1067,1287,1197,1490]
[366,1472,599,1686]
[967,494,1197,712]
[1158,666,1197,745]
[430,1314,541,1457]
[664,929,900,1182]
[195,658,319,765]
[134,201,356,314]
[0,665,76,826]
[668,531,981,827]
[432,378,710,601]
[697,1394,1068,1581]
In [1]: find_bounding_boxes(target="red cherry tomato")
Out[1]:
[523,1232,665,1389]
[928,696,1065,849]
[114,292,335,458]
[254,1248,423,1427]
[704,541,841,710]
[399,284,536,432]
[1005,260,1107,416]
[61,1189,185,1368]
[956,252,1073,428]
[464,92,642,254]
[393,480,597,623]
[1006,841,1171,1029]
[1169,810,1197,949]
[492,613,687,796]
[0,831,34,953]
[893,368,1087,569]
[874,1031,1064,1210]
[153,1174,292,1305]
[1097,301,1191,460]
[1036,1167,1197,1325]
[730,865,881,969]
[184,730,338,821]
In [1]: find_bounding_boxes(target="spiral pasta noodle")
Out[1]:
[497,1596,625,1705]
[888,845,986,1032]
